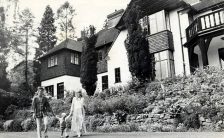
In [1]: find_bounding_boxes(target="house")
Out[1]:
[39,0,224,96]
[113,0,224,81]
[39,39,83,99]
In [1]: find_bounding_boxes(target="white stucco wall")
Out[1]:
[107,30,132,88]
[169,8,191,76]
[41,75,82,98]
[96,72,108,92]
[207,35,224,68]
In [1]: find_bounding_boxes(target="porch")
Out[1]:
[184,9,224,72]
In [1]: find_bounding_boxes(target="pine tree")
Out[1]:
[34,6,57,89]
[37,5,57,55]
[80,26,98,96]
[124,0,154,82]
[57,1,76,40]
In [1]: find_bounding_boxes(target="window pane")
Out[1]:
[51,57,54,67]
[149,14,157,34]
[75,53,79,64]
[71,53,74,63]
[54,56,57,65]
[155,61,161,80]
[48,58,51,67]
[160,51,168,60]
[161,60,168,79]
[156,11,166,32]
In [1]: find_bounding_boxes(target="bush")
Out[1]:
[183,113,200,129]
[48,117,59,128]
[13,110,33,120]
[89,117,105,131]
[3,119,23,132]
[50,99,70,115]
[21,118,36,131]
[0,121,3,131]
[4,105,18,118]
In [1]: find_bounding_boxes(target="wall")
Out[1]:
[40,50,81,81]
[107,30,132,88]
[207,35,224,68]
[41,75,82,98]
[169,8,191,76]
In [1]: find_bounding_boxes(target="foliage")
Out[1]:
[49,99,70,115]
[0,55,11,91]
[3,119,23,132]
[21,118,36,131]
[4,105,18,119]
[124,0,154,82]
[37,5,57,54]
[97,123,139,132]
[80,26,98,96]
[57,1,76,40]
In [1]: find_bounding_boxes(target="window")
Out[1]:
[139,10,167,35]
[71,53,80,65]
[48,55,57,67]
[115,68,121,83]
[45,85,54,97]
[57,82,64,99]
[98,51,103,61]
[154,50,175,80]
[102,75,108,91]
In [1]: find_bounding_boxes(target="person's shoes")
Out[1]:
[65,136,69,138]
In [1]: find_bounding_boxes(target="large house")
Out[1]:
[39,39,82,99]
[39,0,224,98]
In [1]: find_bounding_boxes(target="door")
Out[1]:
[57,82,64,99]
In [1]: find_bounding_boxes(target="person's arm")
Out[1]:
[67,97,75,119]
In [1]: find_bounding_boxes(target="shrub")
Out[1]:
[13,110,33,120]
[114,110,127,124]
[183,113,200,130]
[48,117,59,128]
[0,121,3,131]
[50,99,70,115]
[3,119,23,132]
[14,96,32,108]
[89,117,105,131]
[21,118,36,131]
[4,105,18,118]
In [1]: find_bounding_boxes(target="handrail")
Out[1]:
[186,9,224,41]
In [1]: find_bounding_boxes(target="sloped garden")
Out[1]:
[1,67,224,132]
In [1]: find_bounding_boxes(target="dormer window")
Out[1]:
[48,55,57,67]
[71,52,80,65]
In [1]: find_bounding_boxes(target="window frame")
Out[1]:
[71,52,80,65]
[115,67,121,83]
[48,55,58,68]
[45,85,54,97]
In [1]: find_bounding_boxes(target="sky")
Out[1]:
[19,0,130,37]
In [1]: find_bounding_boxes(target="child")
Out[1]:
[56,113,68,138]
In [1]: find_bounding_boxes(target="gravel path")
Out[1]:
[1,132,224,138]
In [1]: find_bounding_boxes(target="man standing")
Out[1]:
[32,86,55,138]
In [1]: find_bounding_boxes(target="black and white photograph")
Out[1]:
[0,0,224,138]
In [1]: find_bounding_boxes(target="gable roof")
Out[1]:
[191,0,224,12]
[95,27,120,48]
[116,0,187,30]
[39,38,83,60]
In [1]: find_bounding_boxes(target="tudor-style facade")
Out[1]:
[39,39,82,98]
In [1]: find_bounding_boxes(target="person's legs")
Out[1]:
[36,118,42,138]
[43,116,48,138]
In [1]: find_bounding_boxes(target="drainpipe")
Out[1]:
[177,9,187,76]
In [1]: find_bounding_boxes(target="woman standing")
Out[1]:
[66,91,86,137]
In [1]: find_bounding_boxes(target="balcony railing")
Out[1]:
[186,9,224,41]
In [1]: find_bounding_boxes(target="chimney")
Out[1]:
[106,9,124,29]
